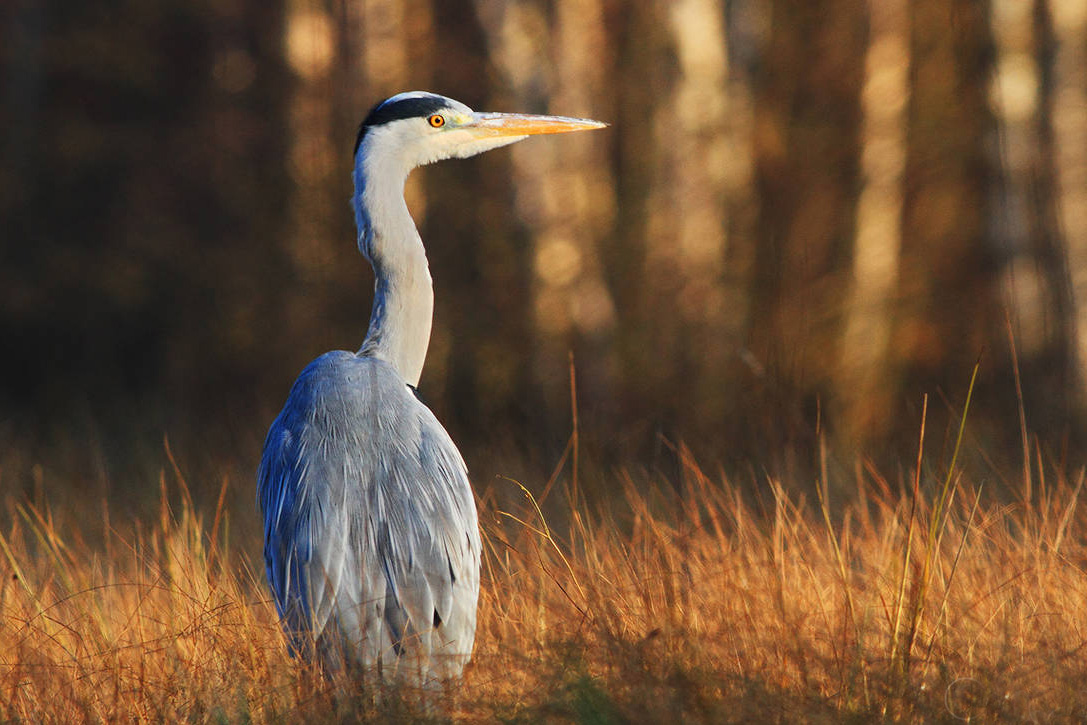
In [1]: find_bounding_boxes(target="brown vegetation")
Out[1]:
[5,416,1087,722]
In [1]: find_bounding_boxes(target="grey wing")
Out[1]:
[368,414,482,678]
[257,354,481,679]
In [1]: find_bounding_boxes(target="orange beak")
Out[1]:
[465,112,608,137]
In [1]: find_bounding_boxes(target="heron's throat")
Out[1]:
[353,166,434,388]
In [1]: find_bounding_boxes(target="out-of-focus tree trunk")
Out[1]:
[1050,0,1087,418]
[605,0,670,450]
[637,0,745,441]
[282,0,341,348]
[472,0,617,449]
[989,0,1078,449]
[838,0,909,446]
[747,0,868,462]
[888,0,999,453]
[980,0,1079,484]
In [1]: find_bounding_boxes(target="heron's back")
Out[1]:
[258,351,480,681]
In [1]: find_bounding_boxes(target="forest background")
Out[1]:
[3,0,1086,523]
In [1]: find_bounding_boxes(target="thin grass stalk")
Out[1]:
[920,484,983,680]
[1005,310,1032,502]
[903,362,980,671]
[814,433,866,701]
[497,477,586,603]
[568,351,579,503]
[1052,467,1084,554]
[889,394,927,673]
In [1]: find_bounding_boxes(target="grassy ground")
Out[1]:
[4,430,1087,723]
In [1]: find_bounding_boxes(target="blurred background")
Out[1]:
[2,0,1087,517]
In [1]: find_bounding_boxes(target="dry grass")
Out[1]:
[4,436,1087,723]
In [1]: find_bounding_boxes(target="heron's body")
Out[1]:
[259,352,479,678]
[257,91,604,682]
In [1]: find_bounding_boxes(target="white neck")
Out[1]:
[352,145,433,388]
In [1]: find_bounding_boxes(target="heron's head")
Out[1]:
[354,91,606,177]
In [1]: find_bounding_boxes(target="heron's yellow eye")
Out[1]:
[428,114,445,128]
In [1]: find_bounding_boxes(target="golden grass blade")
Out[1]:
[889,393,926,672]
[498,476,586,601]
[920,483,983,680]
[0,527,35,602]
[1052,467,1085,554]
[905,362,980,670]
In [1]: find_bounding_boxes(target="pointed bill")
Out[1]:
[466,112,608,138]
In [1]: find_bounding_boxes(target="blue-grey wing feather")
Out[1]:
[257,351,481,679]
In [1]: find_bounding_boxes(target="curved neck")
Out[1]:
[352,153,433,387]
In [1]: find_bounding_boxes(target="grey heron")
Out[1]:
[257,91,605,682]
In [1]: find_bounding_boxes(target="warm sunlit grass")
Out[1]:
[4,431,1087,722]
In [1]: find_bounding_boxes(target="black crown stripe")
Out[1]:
[353,95,450,156]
